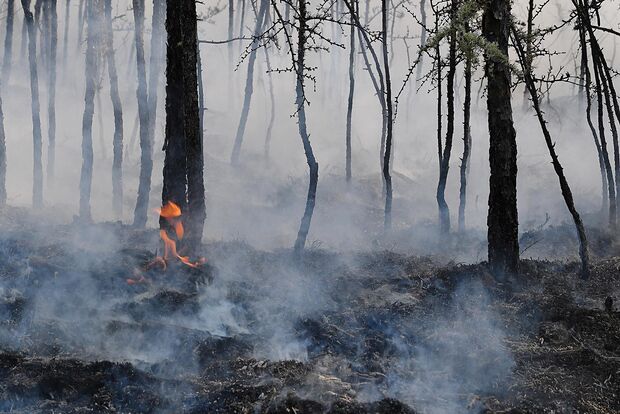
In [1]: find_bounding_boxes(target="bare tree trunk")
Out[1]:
[0,91,6,207]
[147,0,165,154]
[483,0,519,276]
[512,26,590,278]
[293,0,319,256]
[76,0,85,50]
[20,4,27,63]
[181,0,206,249]
[2,0,15,85]
[381,0,393,231]
[162,0,186,216]
[522,0,534,110]
[104,0,123,219]
[79,0,102,221]
[458,35,472,233]
[46,0,57,186]
[62,0,69,69]
[21,0,44,208]
[414,0,426,86]
[437,0,456,234]
[263,44,275,160]
[132,0,152,227]
[230,0,269,165]
[345,0,357,183]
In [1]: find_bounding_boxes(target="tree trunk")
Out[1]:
[437,0,457,234]
[161,0,186,217]
[414,0,426,87]
[147,0,165,154]
[2,0,15,85]
[62,0,69,69]
[512,27,590,278]
[77,0,85,50]
[230,0,269,165]
[263,44,275,160]
[0,90,6,207]
[132,0,152,227]
[21,0,44,208]
[345,0,357,183]
[79,0,102,221]
[46,0,57,186]
[381,0,393,231]
[293,0,319,256]
[104,0,123,219]
[483,0,519,276]
[181,0,206,249]
[458,37,472,233]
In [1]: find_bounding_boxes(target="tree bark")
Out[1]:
[21,0,44,208]
[181,0,206,248]
[2,0,15,85]
[230,0,269,165]
[293,0,319,256]
[483,0,519,276]
[132,0,152,227]
[79,0,102,220]
[46,0,57,186]
[104,0,123,219]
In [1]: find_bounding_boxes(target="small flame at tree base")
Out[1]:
[127,201,207,285]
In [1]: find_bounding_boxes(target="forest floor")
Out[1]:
[0,208,618,413]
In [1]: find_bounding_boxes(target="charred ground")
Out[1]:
[0,209,618,413]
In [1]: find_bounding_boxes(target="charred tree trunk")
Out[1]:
[79,0,102,220]
[381,0,393,231]
[46,0,57,185]
[147,0,165,154]
[512,27,590,278]
[181,0,205,248]
[293,0,319,256]
[2,0,15,84]
[132,0,152,228]
[104,0,123,219]
[458,37,472,233]
[62,0,69,69]
[230,0,269,165]
[345,0,357,183]
[522,0,534,110]
[437,0,457,234]
[21,0,43,208]
[414,0,426,86]
[483,0,519,276]
[161,0,186,216]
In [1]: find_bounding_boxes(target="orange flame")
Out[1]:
[150,201,206,270]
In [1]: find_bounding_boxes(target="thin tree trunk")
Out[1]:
[147,0,165,155]
[230,0,268,165]
[293,0,319,256]
[181,0,206,249]
[104,0,123,219]
[0,90,6,207]
[76,0,85,50]
[46,0,57,186]
[414,0,426,86]
[79,0,102,220]
[132,0,152,228]
[62,0,69,69]
[21,0,44,208]
[458,39,472,232]
[512,26,590,278]
[381,0,393,231]
[345,0,357,183]
[522,0,534,110]
[483,0,519,276]
[2,0,15,84]
[437,0,456,234]
[20,5,27,63]
[263,44,275,160]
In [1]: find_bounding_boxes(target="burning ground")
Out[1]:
[0,209,618,413]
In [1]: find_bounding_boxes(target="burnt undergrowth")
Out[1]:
[0,209,618,413]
